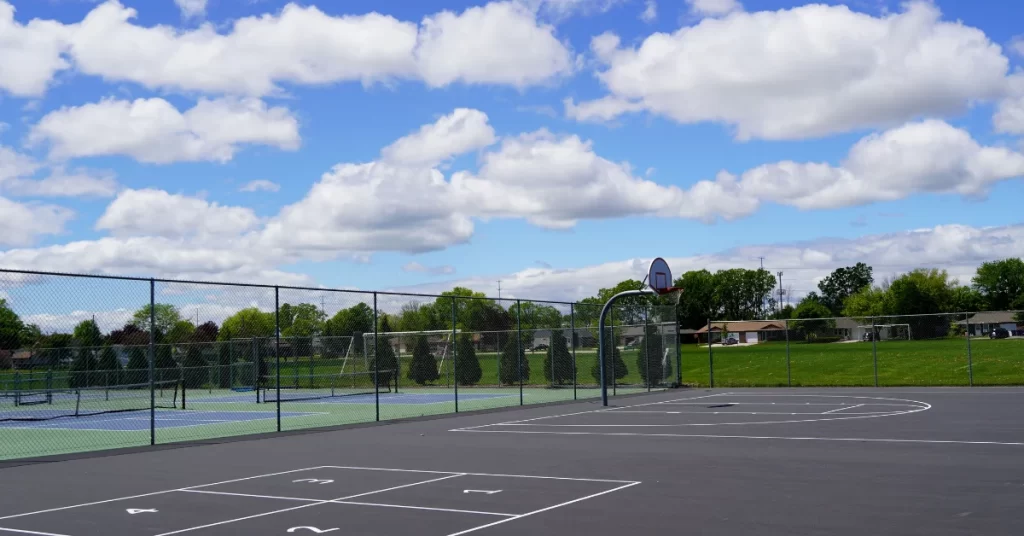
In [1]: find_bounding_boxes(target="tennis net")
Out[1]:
[258,370,396,403]
[0,380,181,422]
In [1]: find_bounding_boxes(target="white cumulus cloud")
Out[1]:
[0,1,71,97]
[96,189,262,239]
[380,108,496,167]
[686,0,742,17]
[239,180,281,193]
[28,97,300,164]
[576,1,1011,140]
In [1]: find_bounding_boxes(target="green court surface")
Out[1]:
[680,337,1024,387]
[0,385,655,461]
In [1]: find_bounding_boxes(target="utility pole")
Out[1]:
[777,271,784,316]
[497,281,502,301]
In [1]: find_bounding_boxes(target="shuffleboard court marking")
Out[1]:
[451,428,1024,447]
[330,500,515,517]
[0,466,334,521]
[0,528,72,536]
[152,474,466,536]
[444,481,642,536]
[321,466,638,483]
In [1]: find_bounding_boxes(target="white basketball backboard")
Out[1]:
[648,257,672,294]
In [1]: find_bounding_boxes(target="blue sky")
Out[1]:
[2,0,1024,329]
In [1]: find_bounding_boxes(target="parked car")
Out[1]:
[863,332,875,341]
[723,337,738,346]
[532,344,549,351]
[990,328,1010,339]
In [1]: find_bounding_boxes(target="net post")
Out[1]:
[517,299,523,406]
[965,312,973,386]
[785,319,791,387]
[275,287,281,433]
[451,296,459,413]
[373,292,379,422]
[871,317,878,387]
[570,303,577,401]
[148,278,156,446]
[610,309,616,396]
[707,318,714,388]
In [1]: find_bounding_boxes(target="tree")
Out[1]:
[1012,296,1024,325]
[595,280,649,325]
[193,321,219,343]
[39,333,73,368]
[591,329,627,384]
[19,324,42,348]
[498,336,529,386]
[675,270,719,329]
[407,335,439,385]
[454,333,483,386]
[155,344,177,377]
[73,319,103,348]
[713,269,776,320]
[97,345,123,385]
[282,303,325,338]
[324,302,373,355]
[842,287,888,318]
[370,316,399,390]
[125,346,148,384]
[950,286,984,313]
[0,299,24,352]
[790,298,834,341]
[513,302,564,331]
[109,323,148,346]
[69,347,97,388]
[636,322,665,387]
[181,344,208,389]
[543,329,573,386]
[165,320,196,344]
[817,263,873,315]
[972,258,1024,311]
[218,308,275,340]
[132,304,182,337]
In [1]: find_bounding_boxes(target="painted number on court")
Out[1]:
[126,509,158,515]
[287,527,338,533]
[292,478,334,485]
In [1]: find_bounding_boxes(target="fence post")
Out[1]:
[373,292,379,422]
[965,312,973,386]
[644,308,651,392]
[707,318,714,388]
[452,296,458,413]
[148,279,156,446]
[517,299,523,406]
[274,287,281,432]
[570,303,577,400]
[871,317,878,387]
[785,319,791,387]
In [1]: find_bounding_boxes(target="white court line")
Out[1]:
[453,393,725,431]
[452,428,1024,447]
[322,466,637,484]
[180,489,515,517]
[822,404,865,414]
[0,528,71,536]
[0,466,332,521]
[606,410,893,416]
[445,481,641,536]
[180,490,316,503]
[331,500,515,517]
[154,474,465,536]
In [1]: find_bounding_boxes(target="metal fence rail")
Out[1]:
[0,269,680,461]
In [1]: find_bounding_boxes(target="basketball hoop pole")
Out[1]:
[598,288,656,406]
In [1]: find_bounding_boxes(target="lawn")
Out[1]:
[679,337,1024,387]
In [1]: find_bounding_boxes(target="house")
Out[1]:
[695,321,787,344]
[957,312,1020,336]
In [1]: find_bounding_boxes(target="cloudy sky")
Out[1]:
[1,0,1023,327]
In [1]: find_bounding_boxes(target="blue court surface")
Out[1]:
[0,410,318,431]
[194,391,513,405]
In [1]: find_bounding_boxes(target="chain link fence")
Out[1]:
[0,270,681,460]
[686,311,1024,387]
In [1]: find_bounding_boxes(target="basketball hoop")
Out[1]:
[648,257,683,304]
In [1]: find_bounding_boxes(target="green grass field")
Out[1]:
[680,337,1024,387]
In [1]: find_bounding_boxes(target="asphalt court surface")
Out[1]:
[3,387,1024,536]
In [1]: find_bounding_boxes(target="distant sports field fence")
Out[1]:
[0,269,680,461]
[686,313,1024,387]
